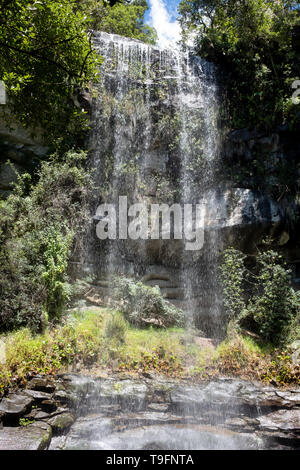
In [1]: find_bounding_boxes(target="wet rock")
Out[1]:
[59,421,263,450]
[224,416,259,432]
[0,393,34,424]
[47,412,74,434]
[26,377,56,393]
[49,414,113,450]
[24,389,53,402]
[0,422,52,450]
[258,409,300,434]
[53,389,78,407]
[1,374,300,450]
[24,408,50,421]
[147,403,170,412]
[290,341,300,365]
[40,399,57,413]
[147,384,172,404]
[74,378,149,412]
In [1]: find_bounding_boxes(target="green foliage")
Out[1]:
[0,150,91,332]
[261,349,300,385]
[0,308,299,395]
[179,0,300,130]
[0,309,185,395]
[220,247,300,345]
[246,251,300,344]
[0,0,100,145]
[112,277,185,328]
[219,248,247,320]
[19,417,34,426]
[42,227,74,319]
[78,0,157,44]
[210,333,300,385]
[104,311,128,343]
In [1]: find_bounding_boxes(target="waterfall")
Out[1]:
[87,31,223,335]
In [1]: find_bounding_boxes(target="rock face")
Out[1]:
[223,127,300,254]
[50,375,300,450]
[0,113,49,198]
[0,374,75,450]
[0,374,299,450]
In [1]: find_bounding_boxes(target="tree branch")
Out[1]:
[0,41,80,79]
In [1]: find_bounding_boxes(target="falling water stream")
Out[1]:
[87,31,224,333]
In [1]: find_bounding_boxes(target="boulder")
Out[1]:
[24,389,53,402]
[40,400,57,413]
[26,377,56,393]
[258,409,300,434]
[47,412,74,434]
[0,393,34,424]
[0,422,52,450]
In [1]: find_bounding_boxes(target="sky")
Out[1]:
[145,0,182,48]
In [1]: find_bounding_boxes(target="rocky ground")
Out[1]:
[0,373,299,450]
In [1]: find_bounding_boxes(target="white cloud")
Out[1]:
[148,0,181,49]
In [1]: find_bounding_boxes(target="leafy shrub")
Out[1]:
[220,248,300,346]
[219,248,247,321]
[104,311,128,343]
[210,334,300,385]
[112,277,185,328]
[0,150,90,332]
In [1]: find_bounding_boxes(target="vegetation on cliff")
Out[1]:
[0,150,90,332]
[220,247,300,346]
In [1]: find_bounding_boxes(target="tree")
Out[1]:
[0,0,100,146]
[220,247,300,345]
[78,0,157,44]
[179,0,300,130]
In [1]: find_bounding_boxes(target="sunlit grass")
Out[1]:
[0,308,299,396]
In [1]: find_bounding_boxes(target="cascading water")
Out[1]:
[86,31,224,334]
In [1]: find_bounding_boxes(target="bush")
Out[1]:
[0,150,91,332]
[112,277,185,328]
[104,311,128,343]
[220,248,300,346]
[210,334,300,386]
